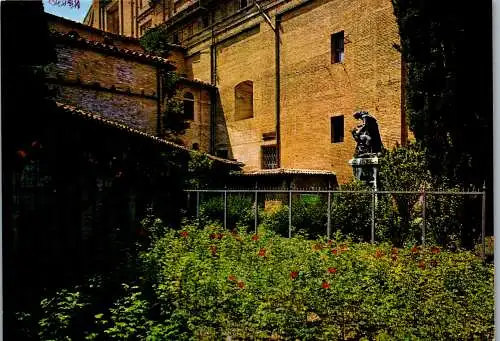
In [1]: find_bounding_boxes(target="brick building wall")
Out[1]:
[278,0,402,182]
[45,43,161,135]
[46,14,212,152]
[181,0,403,182]
[81,0,405,183]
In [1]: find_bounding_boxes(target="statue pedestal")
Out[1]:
[348,155,379,189]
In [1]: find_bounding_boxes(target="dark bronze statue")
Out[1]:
[351,111,383,157]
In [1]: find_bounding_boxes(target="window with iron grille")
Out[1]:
[331,31,344,63]
[331,115,344,143]
[262,145,278,169]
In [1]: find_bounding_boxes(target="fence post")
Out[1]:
[327,190,331,240]
[196,191,200,218]
[371,189,375,244]
[481,182,486,260]
[422,189,426,246]
[288,189,292,238]
[224,186,227,230]
[254,183,258,234]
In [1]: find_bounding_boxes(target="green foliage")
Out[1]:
[37,223,494,340]
[391,0,492,187]
[377,144,467,247]
[139,25,171,56]
[199,194,255,230]
[38,288,90,341]
[157,71,191,143]
[330,180,372,242]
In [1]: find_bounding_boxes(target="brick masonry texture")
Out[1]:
[47,15,212,152]
[46,44,159,135]
[79,0,405,182]
[185,0,402,182]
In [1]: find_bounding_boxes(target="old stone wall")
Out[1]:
[46,44,160,135]
[46,36,210,151]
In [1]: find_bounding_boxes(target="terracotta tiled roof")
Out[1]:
[46,13,187,51]
[50,31,174,68]
[232,168,337,176]
[54,101,243,166]
[46,13,139,42]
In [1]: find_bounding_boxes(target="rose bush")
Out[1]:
[37,221,493,340]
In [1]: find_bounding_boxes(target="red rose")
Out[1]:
[431,246,440,254]
[290,271,299,280]
[411,246,419,254]
[418,260,426,270]
[328,267,337,274]
[228,275,236,281]
[237,280,245,289]
[322,280,330,289]
[17,150,27,158]
[258,248,266,257]
[210,245,217,256]
[391,247,398,254]
[252,234,260,241]
[331,248,338,255]
[180,231,188,238]
[209,233,217,239]
[375,249,384,258]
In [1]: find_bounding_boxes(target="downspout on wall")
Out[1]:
[209,26,217,154]
[275,15,281,168]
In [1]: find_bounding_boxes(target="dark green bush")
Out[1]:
[35,222,494,340]
[198,194,255,230]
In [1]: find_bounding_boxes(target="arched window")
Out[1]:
[183,92,194,120]
[234,80,253,120]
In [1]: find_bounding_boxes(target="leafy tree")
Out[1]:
[391,0,492,188]
[139,25,171,56]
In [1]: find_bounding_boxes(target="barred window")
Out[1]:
[262,145,278,169]
[331,31,344,63]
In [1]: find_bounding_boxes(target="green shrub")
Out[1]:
[198,194,255,230]
[37,222,494,340]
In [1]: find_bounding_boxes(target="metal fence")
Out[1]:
[185,187,488,258]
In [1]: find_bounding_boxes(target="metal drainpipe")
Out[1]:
[131,0,134,37]
[209,27,217,154]
[120,0,124,35]
[275,15,281,168]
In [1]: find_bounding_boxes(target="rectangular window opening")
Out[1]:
[331,31,344,63]
[262,145,278,169]
[331,115,344,143]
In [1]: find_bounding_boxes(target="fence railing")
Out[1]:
[185,187,488,259]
